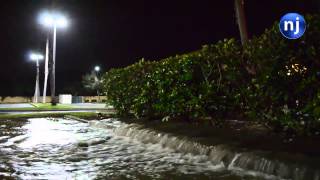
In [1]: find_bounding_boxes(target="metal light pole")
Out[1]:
[94,66,101,102]
[43,38,49,103]
[30,53,44,103]
[38,11,68,105]
[51,24,57,104]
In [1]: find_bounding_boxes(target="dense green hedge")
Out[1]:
[102,14,320,135]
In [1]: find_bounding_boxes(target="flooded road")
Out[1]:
[0,118,317,180]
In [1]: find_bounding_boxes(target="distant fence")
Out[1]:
[0,96,107,104]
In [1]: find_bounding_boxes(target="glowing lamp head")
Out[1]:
[56,16,68,28]
[39,11,68,28]
[94,66,101,72]
[29,53,44,61]
[39,12,53,27]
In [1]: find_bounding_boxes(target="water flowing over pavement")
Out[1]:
[0,118,319,180]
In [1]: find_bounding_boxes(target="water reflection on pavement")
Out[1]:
[0,118,267,180]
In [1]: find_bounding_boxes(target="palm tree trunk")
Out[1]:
[235,0,249,45]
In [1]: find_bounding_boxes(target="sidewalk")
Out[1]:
[0,104,34,108]
[70,103,111,109]
[0,110,100,115]
[0,103,114,115]
[0,103,109,109]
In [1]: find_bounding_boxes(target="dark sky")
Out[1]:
[0,0,318,96]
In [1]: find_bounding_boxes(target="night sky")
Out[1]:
[0,0,318,96]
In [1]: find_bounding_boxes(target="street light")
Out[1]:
[38,11,68,105]
[39,12,68,28]
[94,66,101,102]
[29,53,44,103]
[94,66,101,72]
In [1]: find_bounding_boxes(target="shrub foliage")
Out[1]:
[102,14,320,135]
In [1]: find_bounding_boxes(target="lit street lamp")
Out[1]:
[94,66,101,81]
[94,66,101,72]
[39,11,68,105]
[94,66,101,102]
[29,53,44,103]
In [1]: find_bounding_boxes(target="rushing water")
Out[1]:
[0,118,319,180]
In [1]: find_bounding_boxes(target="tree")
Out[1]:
[82,72,103,98]
[234,0,249,45]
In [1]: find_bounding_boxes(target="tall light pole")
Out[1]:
[39,11,68,105]
[43,38,49,103]
[29,53,44,103]
[94,66,101,102]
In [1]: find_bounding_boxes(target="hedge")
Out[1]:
[102,14,320,135]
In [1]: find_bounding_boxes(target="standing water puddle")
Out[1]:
[0,118,317,180]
